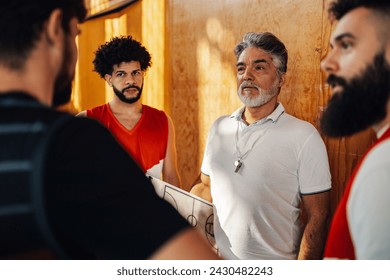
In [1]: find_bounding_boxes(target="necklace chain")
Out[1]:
[235,121,251,161]
[234,118,270,173]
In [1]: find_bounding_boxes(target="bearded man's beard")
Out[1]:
[52,39,74,107]
[320,53,390,137]
[238,78,280,108]
[113,84,143,104]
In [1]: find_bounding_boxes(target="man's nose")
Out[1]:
[321,50,339,74]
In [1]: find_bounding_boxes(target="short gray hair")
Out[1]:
[234,32,288,76]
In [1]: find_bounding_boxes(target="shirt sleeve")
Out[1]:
[46,117,188,259]
[347,142,390,259]
[200,121,218,177]
[297,130,332,195]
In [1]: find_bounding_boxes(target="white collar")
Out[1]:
[230,103,285,124]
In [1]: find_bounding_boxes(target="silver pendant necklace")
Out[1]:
[234,159,243,173]
[234,118,270,173]
[234,121,251,173]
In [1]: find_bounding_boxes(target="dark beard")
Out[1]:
[52,38,74,107]
[113,84,143,104]
[52,80,72,107]
[320,53,390,137]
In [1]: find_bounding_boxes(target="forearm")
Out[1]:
[298,219,328,259]
[163,170,181,187]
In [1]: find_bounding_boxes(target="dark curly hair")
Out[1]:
[328,0,390,20]
[93,36,152,78]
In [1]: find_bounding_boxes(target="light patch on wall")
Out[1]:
[71,36,81,112]
[141,0,165,111]
[206,18,222,44]
[197,17,237,157]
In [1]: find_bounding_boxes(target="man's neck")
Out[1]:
[373,101,390,137]
[373,118,390,138]
[109,98,143,115]
[108,99,143,130]
[0,53,54,106]
[243,100,278,125]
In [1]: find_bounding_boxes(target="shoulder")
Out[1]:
[86,103,109,117]
[272,114,328,154]
[52,116,118,153]
[142,105,169,130]
[359,139,390,173]
[212,115,232,127]
[281,113,317,131]
[75,110,87,117]
[48,116,146,183]
[205,115,232,140]
[143,105,167,118]
[277,113,321,139]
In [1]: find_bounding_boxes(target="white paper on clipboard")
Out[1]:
[148,175,216,250]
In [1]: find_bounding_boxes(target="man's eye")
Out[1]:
[131,70,142,77]
[255,66,265,70]
[237,68,245,73]
[341,41,352,50]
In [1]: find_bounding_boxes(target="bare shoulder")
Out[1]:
[75,110,87,117]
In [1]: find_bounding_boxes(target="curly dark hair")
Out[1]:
[328,0,390,20]
[93,36,152,78]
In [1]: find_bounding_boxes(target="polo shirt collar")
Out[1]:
[230,103,285,124]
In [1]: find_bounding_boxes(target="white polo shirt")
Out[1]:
[201,103,331,259]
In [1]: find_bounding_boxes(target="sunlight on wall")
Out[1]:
[197,17,237,153]
[141,0,166,111]
[71,37,81,113]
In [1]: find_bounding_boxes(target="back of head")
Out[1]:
[0,0,86,70]
[234,32,288,76]
[93,36,152,78]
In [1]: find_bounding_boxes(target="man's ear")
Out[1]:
[278,73,286,87]
[45,9,64,46]
[104,74,113,86]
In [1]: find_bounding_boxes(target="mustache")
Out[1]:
[327,74,347,88]
[122,85,141,92]
[240,81,259,89]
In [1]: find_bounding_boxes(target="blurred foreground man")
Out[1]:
[0,0,218,260]
[321,0,390,259]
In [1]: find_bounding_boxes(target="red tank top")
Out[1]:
[87,104,168,174]
[324,127,390,259]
